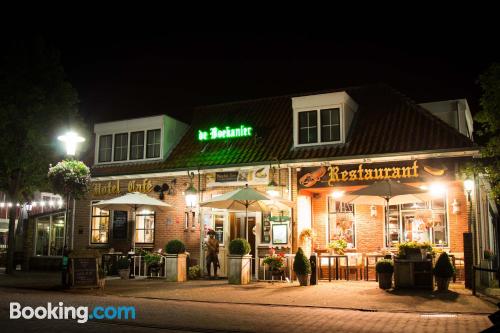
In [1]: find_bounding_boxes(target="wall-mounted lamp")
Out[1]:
[451,199,460,214]
[370,205,377,217]
[266,162,282,197]
[464,179,474,200]
[184,172,198,208]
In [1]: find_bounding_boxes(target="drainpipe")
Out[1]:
[71,198,76,249]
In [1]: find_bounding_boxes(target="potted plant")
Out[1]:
[293,247,311,286]
[165,240,187,282]
[263,252,286,278]
[328,239,347,255]
[116,257,130,279]
[188,265,202,280]
[144,252,162,277]
[375,259,394,289]
[227,238,252,285]
[433,252,455,292]
[398,241,432,260]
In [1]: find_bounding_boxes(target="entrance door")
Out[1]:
[234,213,256,274]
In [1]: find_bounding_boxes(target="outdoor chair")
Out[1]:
[340,253,363,280]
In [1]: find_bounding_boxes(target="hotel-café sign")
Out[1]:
[92,179,154,196]
[298,160,453,189]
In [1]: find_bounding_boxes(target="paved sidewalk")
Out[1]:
[89,278,496,314]
[1,271,497,315]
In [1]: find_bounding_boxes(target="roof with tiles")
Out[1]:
[92,84,476,177]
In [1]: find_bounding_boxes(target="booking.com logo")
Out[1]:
[10,302,136,324]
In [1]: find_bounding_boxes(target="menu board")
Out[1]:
[272,224,288,244]
[112,211,128,239]
[72,258,98,287]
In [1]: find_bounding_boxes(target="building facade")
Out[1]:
[69,84,497,280]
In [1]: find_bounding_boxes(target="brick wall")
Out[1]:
[306,180,469,253]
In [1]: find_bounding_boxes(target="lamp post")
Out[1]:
[57,131,85,287]
[464,179,474,232]
[463,178,475,289]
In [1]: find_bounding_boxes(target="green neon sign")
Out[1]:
[198,125,253,141]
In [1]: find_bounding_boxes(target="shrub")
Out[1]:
[188,265,202,280]
[433,252,455,278]
[144,252,162,266]
[228,238,251,255]
[293,247,311,275]
[116,257,130,270]
[397,241,432,258]
[375,259,394,274]
[165,240,186,254]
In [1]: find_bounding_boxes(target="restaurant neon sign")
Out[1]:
[198,125,253,141]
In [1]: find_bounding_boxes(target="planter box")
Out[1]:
[228,255,252,285]
[165,254,187,282]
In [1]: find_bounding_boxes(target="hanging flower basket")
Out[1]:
[48,160,91,199]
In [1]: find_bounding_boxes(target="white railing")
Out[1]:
[258,254,294,282]
[133,254,167,278]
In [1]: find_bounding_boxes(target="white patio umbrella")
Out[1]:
[93,192,173,253]
[200,184,293,238]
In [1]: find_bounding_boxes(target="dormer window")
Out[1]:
[114,133,128,161]
[298,111,318,144]
[98,135,112,162]
[93,115,189,165]
[130,131,145,160]
[146,129,161,158]
[293,92,358,148]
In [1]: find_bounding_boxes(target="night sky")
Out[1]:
[40,29,499,126]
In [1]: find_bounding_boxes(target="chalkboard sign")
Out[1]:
[112,211,128,239]
[72,257,98,287]
[215,171,239,183]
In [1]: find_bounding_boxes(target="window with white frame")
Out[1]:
[146,129,161,158]
[384,195,448,247]
[298,111,318,144]
[35,212,65,256]
[320,108,341,142]
[297,107,343,146]
[130,131,145,160]
[328,198,356,248]
[91,205,109,244]
[135,211,155,243]
[113,133,128,161]
[98,135,112,162]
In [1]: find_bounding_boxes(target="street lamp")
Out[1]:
[57,131,84,260]
[58,131,85,156]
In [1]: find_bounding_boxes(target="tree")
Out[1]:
[471,63,500,205]
[0,37,81,274]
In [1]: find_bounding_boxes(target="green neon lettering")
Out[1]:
[197,125,254,141]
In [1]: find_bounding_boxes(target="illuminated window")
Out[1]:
[146,129,161,158]
[213,213,224,245]
[98,135,112,162]
[136,212,155,243]
[113,133,128,161]
[35,212,65,256]
[385,196,448,247]
[91,205,109,244]
[328,198,356,247]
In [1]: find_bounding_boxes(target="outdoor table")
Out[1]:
[364,253,386,281]
[319,254,349,281]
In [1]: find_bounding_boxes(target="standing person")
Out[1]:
[206,230,219,279]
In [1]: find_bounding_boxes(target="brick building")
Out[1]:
[49,84,497,279]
